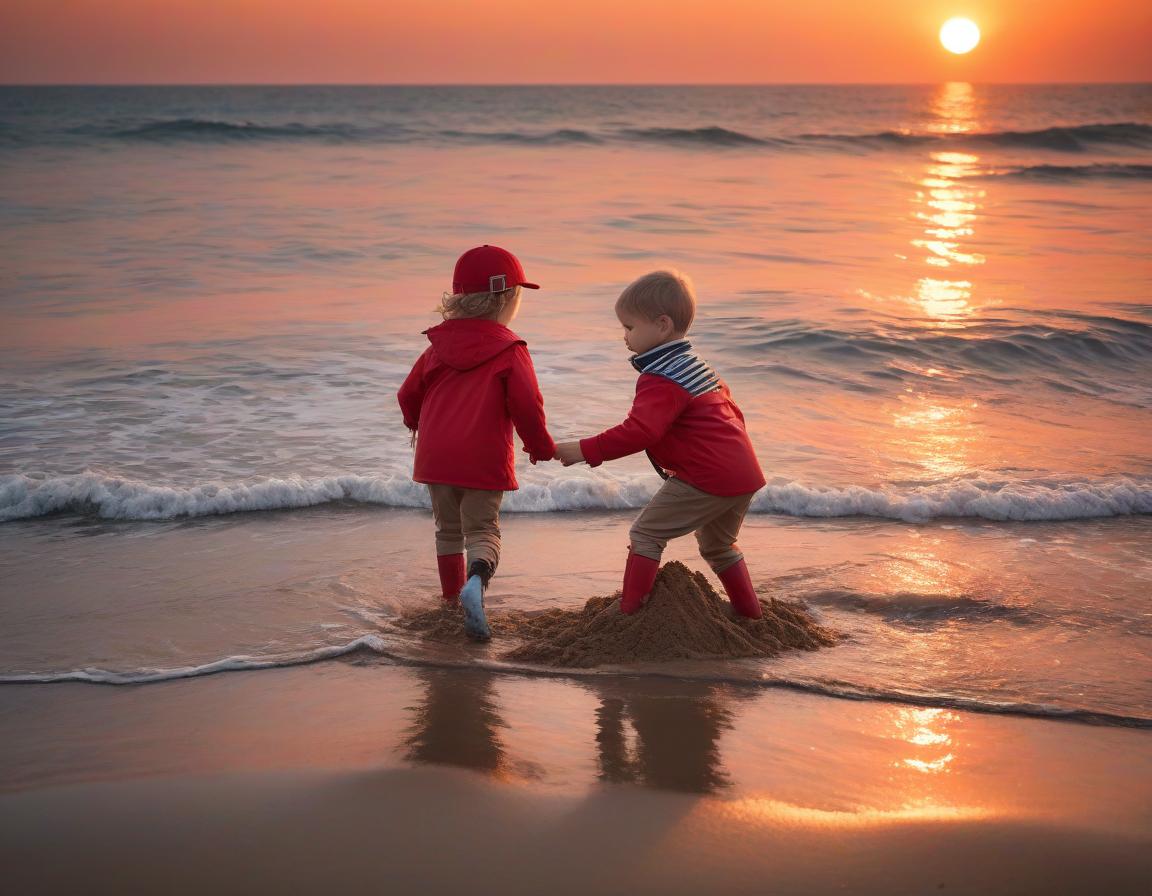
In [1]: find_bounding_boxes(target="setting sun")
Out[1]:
[940,17,981,55]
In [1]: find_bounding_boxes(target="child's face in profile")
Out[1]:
[616,308,675,355]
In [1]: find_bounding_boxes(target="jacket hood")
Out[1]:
[424,318,525,371]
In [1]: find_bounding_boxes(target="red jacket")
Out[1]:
[397,318,555,491]
[580,375,765,497]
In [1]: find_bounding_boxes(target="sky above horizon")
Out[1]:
[1,1,1150,84]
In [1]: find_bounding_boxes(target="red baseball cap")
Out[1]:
[452,245,540,295]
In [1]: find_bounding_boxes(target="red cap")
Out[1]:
[452,245,540,295]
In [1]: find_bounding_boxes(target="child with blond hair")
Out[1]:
[398,245,556,640]
[556,271,765,618]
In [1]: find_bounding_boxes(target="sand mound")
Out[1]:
[396,561,838,668]
[502,562,838,667]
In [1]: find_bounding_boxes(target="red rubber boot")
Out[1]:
[717,559,763,619]
[620,548,660,615]
[436,553,466,602]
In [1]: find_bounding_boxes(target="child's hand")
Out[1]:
[523,445,553,465]
[556,441,586,466]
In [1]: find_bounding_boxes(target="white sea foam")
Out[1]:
[0,635,390,685]
[2,470,1150,523]
[751,477,1152,522]
[3,633,1147,727]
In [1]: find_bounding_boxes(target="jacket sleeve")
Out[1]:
[396,350,429,431]
[506,344,556,462]
[580,374,690,467]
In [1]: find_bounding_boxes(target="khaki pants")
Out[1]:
[629,477,754,573]
[428,484,504,570]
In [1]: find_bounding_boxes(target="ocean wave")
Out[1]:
[971,163,1152,181]
[2,635,1146,728]
[609,122,1152,152]
[438,127,603,145]
[618,126,776,147]
[15,118,1147,151]
[965,122,1152,151]
[727,316,1152,398]
[97,118,368,142]
[798,122,1152,152]
[2,471,1149,523]
[69,119,605,147]
[751,478,1152,522]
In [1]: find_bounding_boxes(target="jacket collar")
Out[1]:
[630,338,692,373]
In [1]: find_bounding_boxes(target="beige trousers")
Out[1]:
[629,477,754,573]
[428,484,504,570]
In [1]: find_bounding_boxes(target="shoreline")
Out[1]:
[4,649,1150,730]
[4,506,1151,727]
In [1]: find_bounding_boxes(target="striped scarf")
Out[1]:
[630,338,721,397]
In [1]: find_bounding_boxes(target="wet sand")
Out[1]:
[2,662,1149,895]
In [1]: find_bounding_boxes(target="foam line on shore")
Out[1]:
[0,636,389,685]
[2,634,1149,729]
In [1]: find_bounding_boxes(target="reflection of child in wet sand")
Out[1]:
[556,271,765,617]
[404,668,507,773]
[594,681,736,793]
[398,246,556,640]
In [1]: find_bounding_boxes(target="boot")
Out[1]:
[459,559,494,641]
[717,559,763,619]
[620,548,659,615]
[436,554,466,602]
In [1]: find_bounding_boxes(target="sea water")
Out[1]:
[1,84,1149,725]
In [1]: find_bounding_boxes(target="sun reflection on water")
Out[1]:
[890,395,979,479]
[908,86,986,321]
[912,149,986,277]
[870,83,992,326]
[851,83,1000,482]
[893,708,959,775]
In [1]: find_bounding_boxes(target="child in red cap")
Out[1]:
[556,270,766,618]
[398,246,556,640]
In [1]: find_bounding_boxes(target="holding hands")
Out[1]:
[555,441,586,466]
[524,440,586,465]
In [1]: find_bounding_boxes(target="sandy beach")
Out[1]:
[3,661,1150,895]
[2,77,1149,895]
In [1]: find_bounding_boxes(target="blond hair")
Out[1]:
[615,270,696,332]
[436,285,521,320]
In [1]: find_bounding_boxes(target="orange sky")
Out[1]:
[1,1,1149,84]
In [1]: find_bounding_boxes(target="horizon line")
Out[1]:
[3,80,1151,88]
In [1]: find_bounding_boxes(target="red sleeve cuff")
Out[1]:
[528,440,556,463]
[580,436,604,467]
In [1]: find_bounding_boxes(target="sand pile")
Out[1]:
[502,562,838,667]
[396,561,838,668]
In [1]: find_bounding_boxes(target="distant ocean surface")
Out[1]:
[1,85,1150,725]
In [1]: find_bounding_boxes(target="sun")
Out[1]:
[940,18,981,55]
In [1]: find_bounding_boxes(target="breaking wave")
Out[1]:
[2,471,1149,523]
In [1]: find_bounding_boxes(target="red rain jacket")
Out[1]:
[580,375,766,497]
[397,318,555,491]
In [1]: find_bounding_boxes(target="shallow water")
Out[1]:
[1,84,1149,723]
